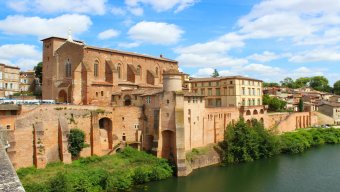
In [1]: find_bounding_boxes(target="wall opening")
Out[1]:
[99,118,113,150]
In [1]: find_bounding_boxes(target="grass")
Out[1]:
[17,147,173,192]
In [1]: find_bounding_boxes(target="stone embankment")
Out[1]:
[183,145,222,176]
[0,142,25,192]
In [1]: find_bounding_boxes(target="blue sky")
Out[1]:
[0,0,339,85]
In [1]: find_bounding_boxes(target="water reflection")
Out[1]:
[134,145,340,192]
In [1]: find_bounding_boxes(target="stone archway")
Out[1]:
[124,95,132,106]
[162,130,175,160]
[246,110,251,115]
[58,90,68,103]
[99,118,113,150]
[253,109,258,115]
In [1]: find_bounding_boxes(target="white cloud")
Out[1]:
[174,33,246,67]
[192,68,214,77]
[237,0,340,44]
[289,49,340,62]
[7,0,107,15]
[247,51,285,62]
[111,6,126,16]
[98,29,120,40]
[117,42,141,48]
[242,63,282,75]
[124,0,198,13]
[0,44,41,70]
[128,6,144,16]
[128,21,184,45]
[0,14,92,38]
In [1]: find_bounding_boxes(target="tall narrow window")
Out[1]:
[136,65,141,75]
[65,59,71,77]
[117,64,121,79]
[155,67,158,76]
[94,60,99,77]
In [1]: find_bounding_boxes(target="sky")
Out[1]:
[0,0,339,85]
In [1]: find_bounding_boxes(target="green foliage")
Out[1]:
[280,128,340,154]
[211,69,220,78]
[309,76,331,92]
[263,94,287,112]
[219,119,280,164]
[48,172,68,192]
[34,62,43,83]
[295,77,310,88]
[280,77,296,88]
[334,80,340,95]
[298,98,304,112]
[19,147,173,192]
[67,129,86,158]
[263,82,280,87]
[186,145,213,162]
[278,76,332,92]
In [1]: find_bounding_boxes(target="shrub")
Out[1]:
[219,119,281,164]
[107,172,133,192]
[48,172,68,192]
[68,129,86,158]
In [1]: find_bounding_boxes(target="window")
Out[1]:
[136,65,141,75]
[242,87,245,95]
[242,99,246,106]
[208,88,212,96]
[94,60,99,77]
[258,89,261,96]
[188,97,191,103]
[101,91,104,96]
[258,99,261,105]
[65,59,71,77]
[167,100,170,104]
[248,88,251,95]
[117,64,121,79]
[201,89,205,95]
[216,82,219,86]
[216,88,220,96]
[146,96,151,104]
[96,92,98,97]
[209,82,212,86]
[156,67,158,76]
[253,88,255,96]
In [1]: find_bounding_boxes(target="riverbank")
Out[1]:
[134,145,340,192]
[17,147,173,192]
[184,120,340,176]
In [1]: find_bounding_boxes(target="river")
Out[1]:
[133,145,340,192]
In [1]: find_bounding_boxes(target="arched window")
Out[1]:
[94,60,99,77]
[117,64,121,79]
[136,65,141,75]
[156,67,159,76]
[65,59,71,77]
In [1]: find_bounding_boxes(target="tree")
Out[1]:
[263,82,280,87]
[211,69,219,78]
[298,98,304,112]
[295,77,310,88]
[334,80,340,95]
[68,129,86,159]
[309,76,330,92]
[263,94,286,112]
[34,62,43,83]
[280,77,296,88]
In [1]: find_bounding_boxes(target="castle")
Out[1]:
[1,37,317,176]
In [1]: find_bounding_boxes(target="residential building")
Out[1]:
[187,76,263,108]
[0,64,20,97]
[19,70,36,92]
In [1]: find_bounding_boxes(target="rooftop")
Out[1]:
[188,75,262,82]
[41,36,178,63]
